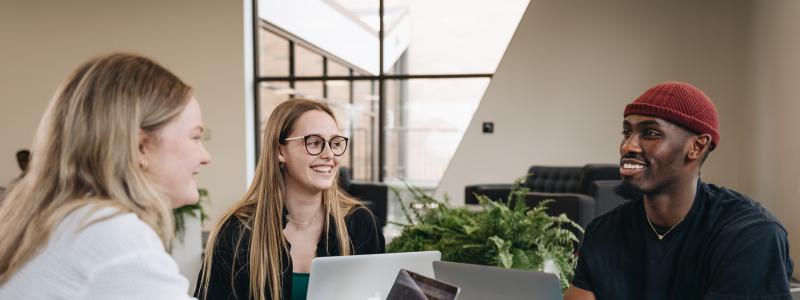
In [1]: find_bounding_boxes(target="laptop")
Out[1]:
[307,251,441,300]
[433,261,561,300]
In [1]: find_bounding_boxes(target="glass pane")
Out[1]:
[258,28,289,77]
[295,45,323,77]
[384,78,490,184]
[386,0,529,74]
[263,0,379,75]
[294,81,324,100]
[351,79,377,181]
[326,80,351,173]
[351,107,374,181]
[258,82,292,147]
[328,60,351,77]
[326,80,350,104]
[352,79,377,105]
[328,102,352,169]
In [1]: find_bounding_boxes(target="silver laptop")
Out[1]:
[433,261,561,300]
[307,251,441,300]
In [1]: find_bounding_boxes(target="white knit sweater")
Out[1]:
[0,204,195,300]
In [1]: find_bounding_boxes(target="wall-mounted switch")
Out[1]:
[482,122,494,134]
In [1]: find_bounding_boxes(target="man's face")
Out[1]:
[619,115,694,196]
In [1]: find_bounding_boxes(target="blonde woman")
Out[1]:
[0,53,211,299]
[196,99,384,300]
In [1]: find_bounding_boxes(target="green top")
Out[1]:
[290,272,310,300]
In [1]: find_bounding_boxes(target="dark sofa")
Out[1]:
[464,164,625,235]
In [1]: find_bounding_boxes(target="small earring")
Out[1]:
[139,160,148,170]
[279,161,285,169]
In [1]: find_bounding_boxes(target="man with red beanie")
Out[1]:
[565,82,794,300]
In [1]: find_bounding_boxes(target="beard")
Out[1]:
[615,180,645,201]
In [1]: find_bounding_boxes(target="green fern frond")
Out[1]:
[386,180,583,291]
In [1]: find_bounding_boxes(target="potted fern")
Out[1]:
[171,188,209,292]
[387,178,581,290]
[173,188,209,243]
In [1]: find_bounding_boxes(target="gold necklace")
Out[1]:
[286,213,319,227]
[646,215,684,240]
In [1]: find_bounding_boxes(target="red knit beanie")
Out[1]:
[624,81,720,148]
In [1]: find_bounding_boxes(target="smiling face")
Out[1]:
[619,115,697,196]
[141,97,211,208]
[279,109,343,194]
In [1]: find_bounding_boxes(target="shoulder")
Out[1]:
[197,215,252,299]
[700,186,794,297]
[218,215,250,240]
[701,183,790,259]
[64,204,192,299]
[345,205,376,225]
[344,206,381,235]
[0,204,172,299]
[63,204,165,263]
[211,215,251,255]
[702,183,786,235]
[344,206,385,254]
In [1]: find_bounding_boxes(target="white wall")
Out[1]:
[745,0,800,279]
[438,0,798,278]
[437,0,749,203]
[0,0,250,231]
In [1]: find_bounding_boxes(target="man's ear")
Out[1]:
[688,134,712,161]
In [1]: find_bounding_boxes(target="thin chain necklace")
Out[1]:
[645,214,684,240]
[287,212,319,227]
[644,204,685,240]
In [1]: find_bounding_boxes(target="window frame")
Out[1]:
[252,0,494,182]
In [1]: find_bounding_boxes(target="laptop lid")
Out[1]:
[307,251,441,300]
[433,261,561,300]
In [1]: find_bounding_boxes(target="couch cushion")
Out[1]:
[464,184,513,205]
[578,164,621,194]
[587,180,629,216]
[524,166,583,193]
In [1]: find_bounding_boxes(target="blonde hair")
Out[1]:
[198,99,362,300]
[0,53,192,284]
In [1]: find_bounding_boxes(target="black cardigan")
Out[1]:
[194,207,385,300]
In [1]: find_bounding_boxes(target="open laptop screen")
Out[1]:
[307,251,441,300]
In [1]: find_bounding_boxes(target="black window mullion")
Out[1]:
[322,57,328,98]
[252,0,262,162]
[288,41,295,91]
[378,0,385,182]
[348,68,355,178]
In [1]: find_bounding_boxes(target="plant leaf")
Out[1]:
[386,179,582,291]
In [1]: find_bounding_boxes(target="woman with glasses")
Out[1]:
[196,98,384,300]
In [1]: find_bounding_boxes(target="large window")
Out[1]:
[253,0,527,184]
[383,78,490,182]
[255,24,378,180]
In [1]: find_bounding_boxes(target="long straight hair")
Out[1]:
[198,99,362,300]
[0,53,192,284]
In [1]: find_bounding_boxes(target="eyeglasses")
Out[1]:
[284,134,349,156]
